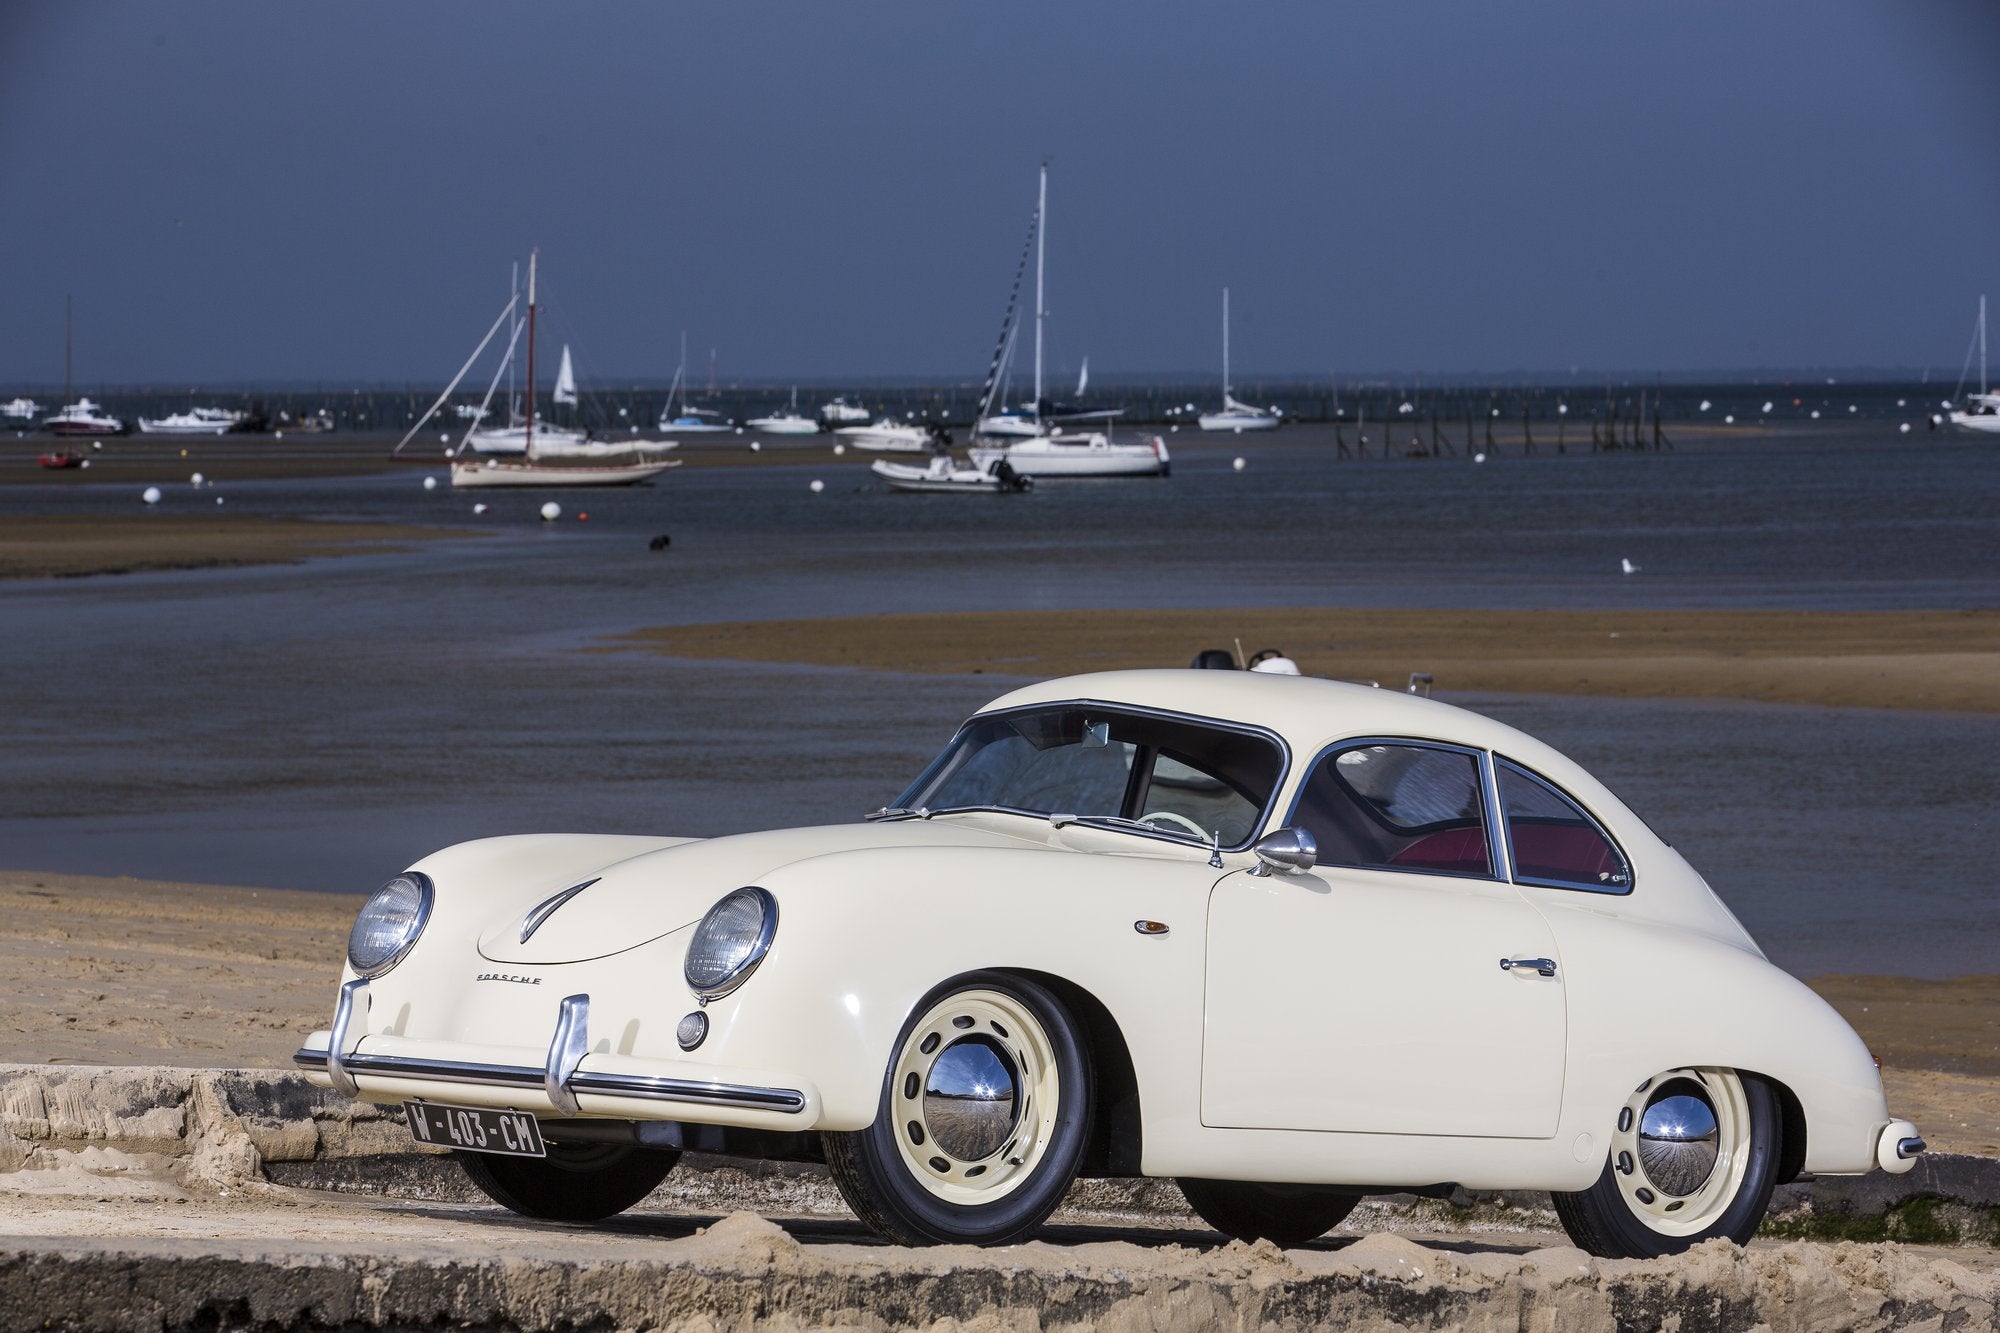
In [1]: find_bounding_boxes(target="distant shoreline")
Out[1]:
[605,607,2000,715]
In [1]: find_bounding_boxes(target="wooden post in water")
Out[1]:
[1334,419,1349,458]
[1432,409,1451,456]
[1521,404,1535,455]
[1484,398,1497,451]
[1653,405,1670,449]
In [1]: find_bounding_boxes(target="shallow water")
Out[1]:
[0,426,1994,976]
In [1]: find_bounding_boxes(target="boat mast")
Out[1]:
[1033,162,1046,426]
[64,293,73,405]
[1221,287,1231,404]
[1982,294,1989,397]
[525,250,538,461]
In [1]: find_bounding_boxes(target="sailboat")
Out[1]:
[969,164,1166,479]
[42,295,125,436]
[1196,288,1281,432]
[1948,295,2000,435]
[746,387,821,435]
[393,252,678,487]
[657,333,734,432]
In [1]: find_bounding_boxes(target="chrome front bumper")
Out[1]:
[295,978,814,1125]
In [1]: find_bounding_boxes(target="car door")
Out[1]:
[1201,740,1567,1138]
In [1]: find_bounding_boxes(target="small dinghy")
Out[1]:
[871,453,1031,494]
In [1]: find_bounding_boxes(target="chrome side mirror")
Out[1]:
[1247,826,1318,877]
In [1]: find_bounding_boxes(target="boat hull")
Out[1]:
[450,459,681,489]
[746,417,822,435]
[1947,411,2000,434]
[1197,412,1280,432]
[46,418,124,436]
[969,434,1169,478]
[137,420,231,435]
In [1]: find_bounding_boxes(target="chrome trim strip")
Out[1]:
[291,1047,807,1113]
[520,879,599,944]
[545,994,591,1116]
[1480,750,1514,884]
[325,978,369,1097]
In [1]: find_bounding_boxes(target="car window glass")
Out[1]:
[897,706,1284,848]
[1497,759,1631,892]
[1292,744,1493,877]
[1139,753,1261,847]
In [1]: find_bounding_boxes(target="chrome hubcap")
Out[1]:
[1610,1067,1750,1236]
[890,988,1059,1205]
[922,1036,1020,1162]
[1637,1086,1720,1197]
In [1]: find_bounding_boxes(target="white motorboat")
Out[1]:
[747,387,821,434]
[820,395,870,424]
[138,407,242,435]
[44,397,124,436]
[970,431,1169,479]
[2,398,42,420]
[1197,288,1281,432]
[976,409,1044,437]
[871,453,1031,494]
[835,420,936,452]
[1948,296,2000,435]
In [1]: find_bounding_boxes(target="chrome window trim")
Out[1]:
[1492,753,1636,896]
[1480,750,1515,884]
[1278,736,1504,883]
[347,871,435,979]
[900,699,1293,854]
[685,886,779,1002]
[292,1047,807,1114]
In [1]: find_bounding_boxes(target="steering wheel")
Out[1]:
[1137,810,1209,838]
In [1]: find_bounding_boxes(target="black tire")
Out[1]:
[1552,1070,1781,1258]
[457,1140,679,1222]
[1176,1178,1359,1247]
[825,971,1094,1246]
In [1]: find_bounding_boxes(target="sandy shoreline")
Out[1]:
[0,514,475,579]
[2,868,1993,1157]
[606,607,2000,714]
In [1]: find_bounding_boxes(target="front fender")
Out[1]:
[684,843,1220,1131]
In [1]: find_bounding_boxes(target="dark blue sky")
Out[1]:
[4,2,1997,385]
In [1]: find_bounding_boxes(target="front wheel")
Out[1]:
[1552,1067,1780,1258]
[1177,1178,1359,1247]
[458,1140,679,1221]
[825,972,1093,1245]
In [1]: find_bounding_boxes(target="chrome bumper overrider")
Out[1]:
[295,979,807,1116]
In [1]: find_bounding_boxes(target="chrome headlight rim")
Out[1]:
[684,885,778,1002]
[347,871,435,978]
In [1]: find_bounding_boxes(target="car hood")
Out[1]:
[475,819,1043,965]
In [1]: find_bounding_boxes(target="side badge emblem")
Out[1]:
[520,879,600,944]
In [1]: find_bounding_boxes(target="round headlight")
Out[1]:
[685,886,777,999]
[347,872,434,977]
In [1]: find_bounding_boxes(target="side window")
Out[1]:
[1497,759,1631,892]
[1291,743,1493,877]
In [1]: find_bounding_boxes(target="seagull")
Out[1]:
[1621,557,1639,575]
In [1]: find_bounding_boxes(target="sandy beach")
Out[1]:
[607,606,2000,713]
[0,515,474,580]
[2,868,1992,1157]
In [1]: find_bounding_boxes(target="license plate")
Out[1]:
[403,1100,546,1157]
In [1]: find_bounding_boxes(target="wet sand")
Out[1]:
[2,869,1992,1156]
[607,607,2000,713]
[0,515,475,579]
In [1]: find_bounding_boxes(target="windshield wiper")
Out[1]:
[1053,813,1197,839]
[866,806,933,821]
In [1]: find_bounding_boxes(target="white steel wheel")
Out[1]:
[1553,1067,1782,1259]
[825,971,1094,1246]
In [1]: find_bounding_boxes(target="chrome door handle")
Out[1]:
[1500,957,1557,977]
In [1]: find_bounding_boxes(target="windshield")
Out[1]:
[892,705,1286,849]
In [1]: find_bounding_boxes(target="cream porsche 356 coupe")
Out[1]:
[299,670,1923,1255]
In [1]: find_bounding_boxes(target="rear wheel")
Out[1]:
[1552,1067,1780,1258]
[1177,1178,1359,1247]
[458,1140,679,1221]
[825,972,1093,1245]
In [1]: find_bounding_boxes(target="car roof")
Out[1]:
[980,670,1537,757]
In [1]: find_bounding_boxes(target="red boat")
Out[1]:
[37,450,85,469]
